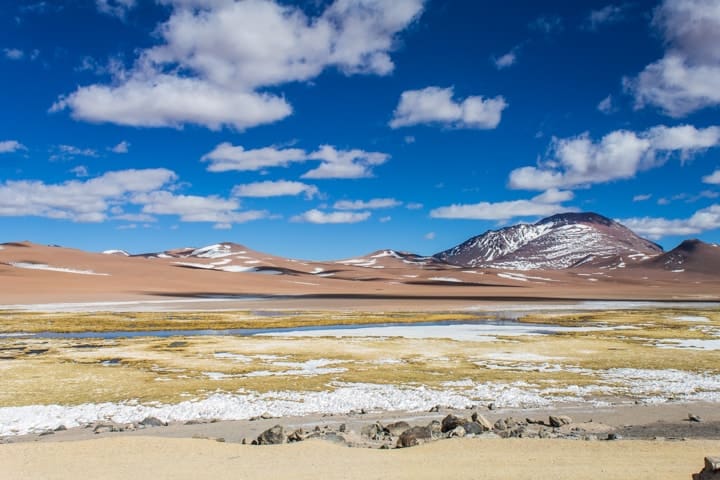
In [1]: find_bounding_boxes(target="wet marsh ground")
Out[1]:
[1,307,720,408]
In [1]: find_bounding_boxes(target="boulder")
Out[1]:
[428,420,442,439]
[694,456,720,480]
[255,425,286,445]
[397,426,433,448]
[447,425,466,438]
[689,414,703,423]
[549,415,572,428]
[462,422,485,435]
[441,414,466,433]
[493,419,507,431]
[471,414,493,431]
[139,416,167,428]
[361,422,387,441]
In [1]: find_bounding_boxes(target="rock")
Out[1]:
[385,421,411,436]
[447,426,466,438]
[488,403,496,410]
[494,419,507,431]
[93,422,122,434]
[462,422,485,435]
[361,422,389,441]
[397,426,432,448]
[139,416,167,428]
[427,420,442,439]
[429,405,441,413]
[689,414,703,423]
[255,425,286,445]
[260,412,273,420]
[607,433,622,441]
[338,423,347,433]
[441,414,466,433]
[168,341,187,348]
[287,429,304,443]
[473,414,493,431]
[38,430,54,436]
[54,425,67,432]
[549,415,572,428]
[693,456,720,480]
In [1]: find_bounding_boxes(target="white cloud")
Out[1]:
[334,198,401,210]
[111,141,130,154]
[586,5,626,30]
[429,190,575,221]
[202,143,307,172]
[621,204,720,239]
[379,216,391,223]
[0,168,176,222]
[494,50,517,70]
[3,48,24,60]
[703,169,720,184]
[52,75,292,131]
[597,94,614,114]
[291,209,371,224]
[232,180,318,199]
[633,193,652,202]
[509,124,720,190]
[213,222,232,230]
[96,0,136,18]
[0,140,26,153]
[406,202,423,210]
[53,0,425,130]
[302,145,388,179]
[133,190,267,223]
[56,144,98,158]
[389,86,507,130]
[424,231,436,240]
[625,0,720,117]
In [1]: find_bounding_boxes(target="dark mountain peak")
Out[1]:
[674,238,705,252]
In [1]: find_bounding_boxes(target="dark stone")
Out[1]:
[462,422,485,435]
[429,405,441,413]
[54,425,67,432]
[397,426,432,448]
[607,433,622,441]
[168,341,187,348]
[689,414,703,423]
[255,425,286,445]
[441,414,466,433]
[338,423,347,433]
[139,416,167,428]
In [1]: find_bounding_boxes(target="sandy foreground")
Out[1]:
[1,436,717,480]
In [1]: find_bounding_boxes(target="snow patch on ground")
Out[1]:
[673,315,710,323]
[9,262,110,276]
[102,250,129,256]
[428,277,462,283]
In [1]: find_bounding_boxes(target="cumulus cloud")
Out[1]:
[202,143,307,172]
[621,204,720,239]
[586,4,627,30]
[625,0,720,117]
[232,180,318,199]
[53,0,425,130]
[0,140,26,153]
[529,15,563,34]
[333,198,401,210]
[302,145,389,179]
[703,169,720,184]
[111,141,130,153]
[429,189,575,221]
[0,168,176,222]
[96,0,136,18]
[291,209,371,224]
[133,190,267,223]
[389,86,507,129]
[202,143,388,179]
[509,124,720,190]
[633,193,652,202]
[53,144,98,160]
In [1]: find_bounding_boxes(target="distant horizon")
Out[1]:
[3,210,711,261]
[1,0,719,259]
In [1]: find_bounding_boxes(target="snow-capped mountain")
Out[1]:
[434,212,663,270]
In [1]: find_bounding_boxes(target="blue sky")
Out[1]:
[1,0,719,259]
